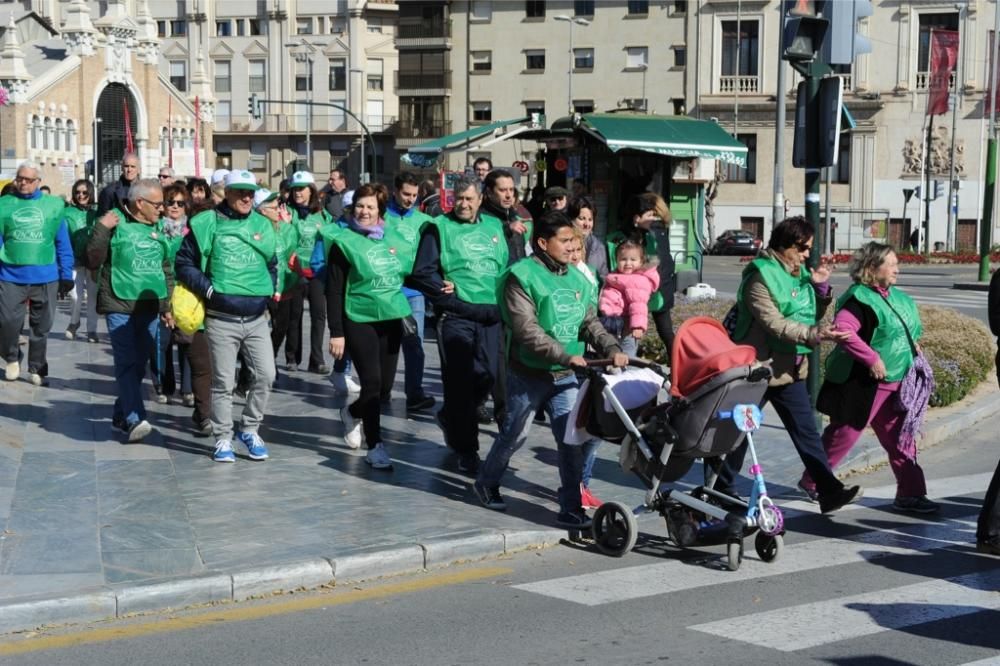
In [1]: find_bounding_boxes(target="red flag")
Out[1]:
[927,29,959,116]
[194,96,201,178]
[123,98,134,154]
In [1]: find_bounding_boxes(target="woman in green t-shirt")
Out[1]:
[64,178,99,341]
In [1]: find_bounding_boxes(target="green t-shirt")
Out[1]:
[276,221,301,295]
[190,209,277,297]
[333,228,413,323]
[108,209,170,301]
[63,205,96,261]
[0,194,67,266]
[293,209,332,263]
[427,212,508,305]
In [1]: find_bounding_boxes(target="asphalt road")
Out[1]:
[2,423,997,666]
[701,256,991,325]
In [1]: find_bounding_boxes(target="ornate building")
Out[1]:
[0,0,212,194]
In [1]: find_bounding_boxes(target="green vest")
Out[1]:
[108,209,170,301]
[190,210,276,297]
[606,229,664,312]
[273,221,300,295]
[384,207,431,248]
[333,228,412,323]
[428,212,508,305]
[500,257,593,371]
[0,194,67,266]
[733,256,816,355]
[63,205,96,261]
[825,284,922,384]
[293,209,331,262]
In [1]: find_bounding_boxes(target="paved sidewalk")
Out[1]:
[0,301,996,633]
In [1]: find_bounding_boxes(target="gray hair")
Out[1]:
[158,166,175,177]
[16,160,40,176]
[452,175,482,199]
[848,241,896,286]
[122,152,140,165]
[127,178,162,203]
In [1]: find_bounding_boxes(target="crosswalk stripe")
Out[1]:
[953,657,1000,666]
[514,515,976,606]
[515,473,991,606]
[689,569,1000,652]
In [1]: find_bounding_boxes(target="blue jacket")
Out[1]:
[309,217,349,281]
[174,203,278,318]
[0,190,74,284]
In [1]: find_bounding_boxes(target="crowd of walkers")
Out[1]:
[2,155,998,538]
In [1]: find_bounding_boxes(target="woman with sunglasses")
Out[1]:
[286,171,334,374]
[64,178,99,342]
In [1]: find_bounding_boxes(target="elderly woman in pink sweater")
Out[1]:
[598,238,660,357]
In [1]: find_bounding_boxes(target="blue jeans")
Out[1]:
[107,311,159,425]
[582,438,601,487]
[401,293,427,401]
[479,370,584,515]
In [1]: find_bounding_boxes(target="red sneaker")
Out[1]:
[580,484,604,510]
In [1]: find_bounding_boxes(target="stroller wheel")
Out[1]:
[754,531,783,563]
[726,539,743,571]
[591,501,638,557]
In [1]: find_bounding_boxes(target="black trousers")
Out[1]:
[711,381,844,498]
[437,314,499,457]
[977,358,1000,544]
[651,307,675,359]
[182,330,213,423]
[284,283,307,365]
[344,317,402,447]
[306,277,327,369]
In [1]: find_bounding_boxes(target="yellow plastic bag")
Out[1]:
[171,283,205,335]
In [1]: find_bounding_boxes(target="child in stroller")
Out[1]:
[575,316,784,570]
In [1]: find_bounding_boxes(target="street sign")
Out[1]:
[512,160,529,173]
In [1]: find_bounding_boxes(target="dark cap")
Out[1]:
[544,186,569,199]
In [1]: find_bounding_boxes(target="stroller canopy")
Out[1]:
[670,316,758,397]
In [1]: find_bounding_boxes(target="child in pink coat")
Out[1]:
[599,239,660,357]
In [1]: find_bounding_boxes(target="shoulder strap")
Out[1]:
[879,292,917,354]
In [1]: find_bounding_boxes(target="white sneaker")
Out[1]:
[331,371,361,395]
[364,442,393,470]
[4,361,18,381]
[341,406,363,449]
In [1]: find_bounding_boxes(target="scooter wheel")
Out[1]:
[755,531,783,563]
[726,538,744,571]
[591,501,638,557]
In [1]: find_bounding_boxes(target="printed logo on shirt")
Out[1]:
[461,230,500,276]
[131,235,163,273]
[217,233,256,267]
[10,206,45,243]
[550,288,586,341]
[396,224,418,244]
[366,245,402,290]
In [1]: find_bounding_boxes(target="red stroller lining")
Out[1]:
[670,316,758,398]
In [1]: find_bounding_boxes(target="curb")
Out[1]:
[0,527,565,636]
[952,281,990,292]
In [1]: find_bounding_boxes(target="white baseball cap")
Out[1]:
[210,168,230,185]
[289,170,315,188]
[224,170,259,191]
[253,188,278,209]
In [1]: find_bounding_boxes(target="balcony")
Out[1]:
[395,70,452,94]
[391,120,452,140]
[214,114,397,134]
[395,19,451,49]
[719,75,759,94]
[915,70,956,91]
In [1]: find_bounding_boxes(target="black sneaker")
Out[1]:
[476,404,493,425]
[473,481,507,511]
[406,395,436,412]
[556,511,593,529]
[892,496,940,514]
[458,453,480,475]
[192,415,212,437]
[819,485,864,514]
[976,539,1000,556]
[111,417,129,434]
[533,409,546,424]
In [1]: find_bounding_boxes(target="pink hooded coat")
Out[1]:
[598,266,661,331]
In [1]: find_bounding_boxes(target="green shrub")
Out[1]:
[637,296,995,408]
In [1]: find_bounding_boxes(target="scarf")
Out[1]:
[346,216,385,240]
[896,351,934,447]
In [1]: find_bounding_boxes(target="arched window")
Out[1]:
[66,120,76,152]
[42,117,52,150]
[171,127,180,149]
[27,115,37,150]
[55,118,65,152]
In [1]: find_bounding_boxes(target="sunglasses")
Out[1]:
[166,199,186,207]
[73,190,89,196]
[795,242,813,252]
[158,174,172,179]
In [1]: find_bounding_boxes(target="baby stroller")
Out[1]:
[575,316,784,571]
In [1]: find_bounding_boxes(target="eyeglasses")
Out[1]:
[73,190,89,197]
[166,199,186,207]
[14,176,39,183]
[141,198,164,209]
[158,174,172,179]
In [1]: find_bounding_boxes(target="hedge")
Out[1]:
[638,296,995,408]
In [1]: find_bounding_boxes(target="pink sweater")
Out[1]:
[599,266,661,331]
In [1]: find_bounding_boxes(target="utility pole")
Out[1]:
[979,0,1000,281]
[773,2,788,234]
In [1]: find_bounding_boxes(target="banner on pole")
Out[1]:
[987,31,1000,115]
[927,29,959,116]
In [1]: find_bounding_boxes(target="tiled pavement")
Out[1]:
[0,298,995,620]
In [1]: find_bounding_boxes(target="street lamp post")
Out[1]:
[554,15,590,114]
[288,39,318,171]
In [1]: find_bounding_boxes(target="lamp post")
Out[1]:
[287,39,318,171]
[553,15,590,114]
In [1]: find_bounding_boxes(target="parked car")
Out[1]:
[711,230,762,256]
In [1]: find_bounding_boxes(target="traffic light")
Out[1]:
[248,93,260,120]
[822,0,873,65]
[782,1,829,63]
[933,180,944,200]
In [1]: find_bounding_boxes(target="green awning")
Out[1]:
[408,117,531,154]
[577,114,748,167]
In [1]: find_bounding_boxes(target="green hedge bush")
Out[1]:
[638,296,995,408]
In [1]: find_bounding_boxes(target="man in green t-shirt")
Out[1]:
[175,170,278,463]
[86,178,174,443]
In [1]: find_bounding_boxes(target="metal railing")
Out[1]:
[396,20,451,40]
[719,75,759,94]
[215,114,396,133]
[834,73,852,91]
[390,120,452,139]
[394,70,452,90]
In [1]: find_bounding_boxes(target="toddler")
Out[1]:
[599,239,660,357]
